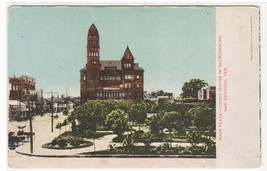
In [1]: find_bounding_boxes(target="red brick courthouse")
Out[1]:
[80,24,144,104]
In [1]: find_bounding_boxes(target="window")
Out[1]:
[129,83,131,88]
[137,75,139,79]
[91,60,97,65]
[124,63,132,69]
[125,83,127,88]
[137,84,140,88]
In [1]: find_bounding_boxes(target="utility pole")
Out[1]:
[19,90,21,119]
[45,91,58,132]
[27,88,33,153]
[41,89,43,116]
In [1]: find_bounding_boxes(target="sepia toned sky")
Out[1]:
[8,6,216,98]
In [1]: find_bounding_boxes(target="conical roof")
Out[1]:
[88,24,99,38]
[122,46,134,59]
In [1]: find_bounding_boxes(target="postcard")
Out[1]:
[7,6,260,169]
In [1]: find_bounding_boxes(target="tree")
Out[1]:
[115,99,130,112]
[106,109,128,138]
[74,100,80,108]
[129,102,148,130]
[161,111,182,147]
[150,114,161,134]
[180,79,208,98]
[63,100,111,134]
[187,105,215,137]
[154,101,174,113]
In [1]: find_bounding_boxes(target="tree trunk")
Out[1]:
[170,128,172,148]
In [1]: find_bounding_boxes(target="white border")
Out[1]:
[1,1,266,171]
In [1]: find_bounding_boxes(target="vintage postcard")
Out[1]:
[7,6,260,169]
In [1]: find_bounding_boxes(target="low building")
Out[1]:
[9,75,36,101]
[8,100,29,121]
[175,86,216,105]
[158,94,174,103]
[144,97,159,104]
[198,86,216,102]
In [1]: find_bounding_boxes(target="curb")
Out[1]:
[15,150,216,158]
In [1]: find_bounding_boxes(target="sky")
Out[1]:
[8,6,216,98]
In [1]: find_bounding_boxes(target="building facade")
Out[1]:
[9,75,36,101]
[80,24,144,104]
[198,86,216,104]
[8,75,37,120]
[175,86,216,105]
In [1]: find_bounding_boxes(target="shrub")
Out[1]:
[133,130,144,142]
[51,138,58,146]
[186,129,201,146]
[50,133,85,147]
[122,134,135,151]
[156,143,171,154]
[141,133,153,147]
[112,136,124,142]
[180,147,193,155]
[63,110,69,115]
[57,139,67,147]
